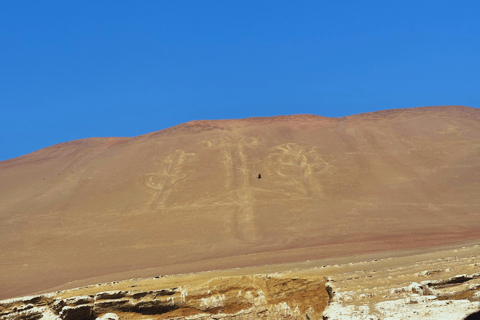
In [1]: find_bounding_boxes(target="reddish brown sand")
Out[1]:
[1,105,480,299]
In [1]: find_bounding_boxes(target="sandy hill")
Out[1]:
[1,105,480,299]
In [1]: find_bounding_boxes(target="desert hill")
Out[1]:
[1,105,480,299]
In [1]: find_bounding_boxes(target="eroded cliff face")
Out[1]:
[2,244,480,320]
[0,275,329,320]
[322,245,480,320]
[325,272,480,319]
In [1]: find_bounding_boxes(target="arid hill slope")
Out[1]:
[1,105,480,299]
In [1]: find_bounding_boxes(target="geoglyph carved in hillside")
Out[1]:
[140,139,335,242]
[142,149,197,208]
[266,143,335,198]
[204,135,261,241]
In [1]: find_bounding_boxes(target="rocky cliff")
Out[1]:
[2,243,480,320]
[0,274,329,320]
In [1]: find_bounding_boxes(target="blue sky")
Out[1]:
[1,1,479,160]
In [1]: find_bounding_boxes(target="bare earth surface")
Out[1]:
[1,105,480,301]
[1,242,480,319]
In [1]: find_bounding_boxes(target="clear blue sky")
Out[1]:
[1,1,479,160]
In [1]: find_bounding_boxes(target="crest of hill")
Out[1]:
[1,106,478,165]
[346,105,479,121]
[142,105,479,138]
[142,114,329,138]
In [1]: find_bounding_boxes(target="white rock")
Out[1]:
[97,313,120,320]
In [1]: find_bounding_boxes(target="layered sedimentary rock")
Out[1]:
[2,244,480,319]
[0,275,329,320]
[323,246,480,319]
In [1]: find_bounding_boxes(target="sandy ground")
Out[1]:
[2,240,480,319]
[47,239,480,300]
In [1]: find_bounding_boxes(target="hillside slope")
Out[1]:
[1,105,480,299]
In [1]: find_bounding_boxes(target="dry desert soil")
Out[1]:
[1,105,480,310]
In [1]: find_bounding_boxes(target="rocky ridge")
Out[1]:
[2,244,480,320]
[0,275,329,320]
[325,272,480,319]
[323,245,480,319]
